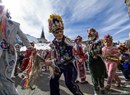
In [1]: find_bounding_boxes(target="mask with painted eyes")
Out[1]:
[87,28,98,41]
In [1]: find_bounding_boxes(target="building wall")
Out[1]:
[125,0,130,17]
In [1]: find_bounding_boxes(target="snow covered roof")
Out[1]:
[20,43,51,51]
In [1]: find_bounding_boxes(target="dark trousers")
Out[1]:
[91,75,104,91]
[72,61,78,81]
[88,56,106,91]
[50,63,83,95]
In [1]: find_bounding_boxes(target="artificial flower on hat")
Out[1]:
[48,14,64,33]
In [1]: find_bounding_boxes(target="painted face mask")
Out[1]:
[87,28,98,41]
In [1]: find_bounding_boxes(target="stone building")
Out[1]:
[125,0,130,17]
[37,28,47,43]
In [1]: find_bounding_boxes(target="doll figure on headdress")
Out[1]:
[73,35,88,84]
[87,28,107,95]
[102,34,121,91]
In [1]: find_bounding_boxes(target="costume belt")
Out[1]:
[57,57,73,65]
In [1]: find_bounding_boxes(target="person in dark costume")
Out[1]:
[45,14,83,95]
[87,28,107,95]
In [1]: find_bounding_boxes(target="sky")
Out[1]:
[2,0,130,42]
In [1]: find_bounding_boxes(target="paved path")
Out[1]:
[15,71,130,95]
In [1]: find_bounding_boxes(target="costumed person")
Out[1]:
[73,35,88,84]
[102,34,121,91]
[0,2,33,95]
[87,28,107,95]
[45,14,83,95]
[118,44,130,81]
[21,42,36,89]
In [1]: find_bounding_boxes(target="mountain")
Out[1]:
[16,34,38,44]
[25,34,38,42]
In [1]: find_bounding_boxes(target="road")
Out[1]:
[15,70,130,95]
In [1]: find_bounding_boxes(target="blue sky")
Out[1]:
[3,0,130,42]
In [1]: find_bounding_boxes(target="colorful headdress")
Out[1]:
[103,34,113,42]
[87,28,98,41]
[48,14,64,33]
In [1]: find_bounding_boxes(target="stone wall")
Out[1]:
[125,0,130,17]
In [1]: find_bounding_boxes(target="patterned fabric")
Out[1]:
[52,36,74,65]
[21,49,33,89]
[102,46,120,64]
[88,40,102,58]
[73,42,86,82]
[50,36,84,95]
[73,42,86,61]
[102,46,121,86]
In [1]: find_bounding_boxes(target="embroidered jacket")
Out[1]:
[52,36,74,65]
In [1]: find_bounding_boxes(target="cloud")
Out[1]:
[2,0,130,42]
[3,0,54,40]
[113,24,130,36]
[98,16,129,33]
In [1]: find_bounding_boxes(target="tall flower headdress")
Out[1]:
[48,14,64,33]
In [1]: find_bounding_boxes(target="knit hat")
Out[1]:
[48,14,64,33]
